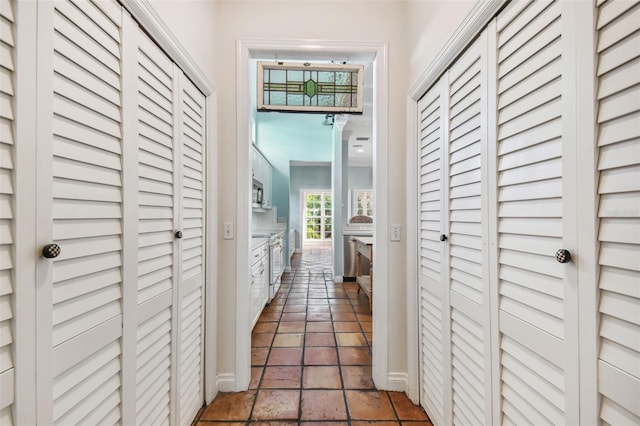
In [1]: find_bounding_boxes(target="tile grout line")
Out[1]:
[248,261,299,423]
[331,277,354,425]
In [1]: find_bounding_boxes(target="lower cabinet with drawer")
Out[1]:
[251,240,269,329]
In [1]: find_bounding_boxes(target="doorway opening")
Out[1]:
[302,190,333,246]
[235,39,390,394]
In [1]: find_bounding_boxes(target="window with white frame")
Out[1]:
[354,190,373,217]
[303,191,332,241]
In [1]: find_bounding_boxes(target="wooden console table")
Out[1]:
[355,237,373,312]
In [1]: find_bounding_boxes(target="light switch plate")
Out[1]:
[391,224,401,241]
[223,222,234,240]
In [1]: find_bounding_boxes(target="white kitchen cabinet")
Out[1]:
[289,229,296,261]
[263,159,273,209]
[5,1,209,425]
[250,240,269,329]
[251,145,273,209]
[416,1,639,425]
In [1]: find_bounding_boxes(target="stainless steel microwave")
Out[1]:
[252,179,263,208]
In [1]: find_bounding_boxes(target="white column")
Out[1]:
[332,116,348,280]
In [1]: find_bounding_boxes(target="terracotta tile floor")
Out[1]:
[194,245,432,425]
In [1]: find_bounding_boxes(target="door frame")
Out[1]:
[234,38,390,391]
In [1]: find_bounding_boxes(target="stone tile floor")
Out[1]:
[193,244,432,425]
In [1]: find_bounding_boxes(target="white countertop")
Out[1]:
[251,237,269,248]
[343,225,373,236]
[252,228,286,238]
[355,236,374,245]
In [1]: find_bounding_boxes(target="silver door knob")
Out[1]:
[555,249,571,264]
[42,244,61,259]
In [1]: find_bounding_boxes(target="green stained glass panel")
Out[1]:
[303,79,318,97]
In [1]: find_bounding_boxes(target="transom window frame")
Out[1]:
[257,61,364,113]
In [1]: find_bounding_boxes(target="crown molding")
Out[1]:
[120,0,215,96]
[408,0,507,100]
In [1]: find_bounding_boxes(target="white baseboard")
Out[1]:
[334,276,343,283]
[216,373,236,392]
[387,372,409,392]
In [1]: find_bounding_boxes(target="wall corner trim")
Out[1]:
[216,373,237,392]
[120,0,215,96]
[408,0,507,100]
[387,373,409,393]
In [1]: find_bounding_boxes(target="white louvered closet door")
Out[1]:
[178,75,206,426]
[135,29,178,426]
[595,0,640,423]
[417,76,447,426]
[494,1,579,424]
[0,0,15,423]
[445,31,492,426]
[34,1,207,424]
[35,0,127,423]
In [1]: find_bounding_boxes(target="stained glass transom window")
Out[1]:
[258,62,364,113]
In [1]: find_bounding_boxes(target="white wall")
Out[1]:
[148,0,217,84]
[407,0,477,87]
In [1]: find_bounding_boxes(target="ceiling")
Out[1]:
[342,114,373,167]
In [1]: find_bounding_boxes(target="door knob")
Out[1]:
[42,244,61,259]
[555,249,571,264]
[175,231,183,239]
[440,234,448,242]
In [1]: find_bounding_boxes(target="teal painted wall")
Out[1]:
[289,165,332,249]
[255,112,333,226]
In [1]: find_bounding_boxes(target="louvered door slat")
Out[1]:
[0,0,15,422]
[136,308,171,426]
[134,29,175,426]
[595,1,640,423]
[52,2,122,423]
[446,33,490,425]
[495,1,577,423]
[417,80,445,426]
[178,75,205,426]
[32,0,126,422]
[31,2,208,424]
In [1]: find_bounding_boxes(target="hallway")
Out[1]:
[193,245,431,424]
